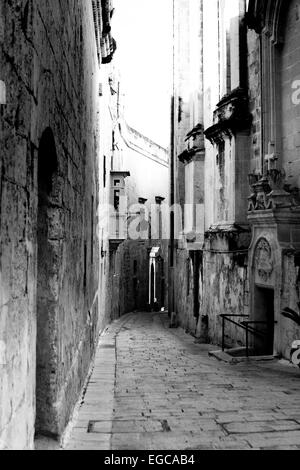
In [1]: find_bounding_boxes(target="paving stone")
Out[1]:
[224,420,300,434]
[64,312,300,450]
[243,430,300,448]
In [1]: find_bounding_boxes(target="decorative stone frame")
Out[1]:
[248,206,300,356]
[248,215,284,356]
[247,0,292,175]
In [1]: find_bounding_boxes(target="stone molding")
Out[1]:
[247,0,287,45]
[178,147,205,164]
[204,88,252,145]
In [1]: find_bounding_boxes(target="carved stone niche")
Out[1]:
[253,237,275,287]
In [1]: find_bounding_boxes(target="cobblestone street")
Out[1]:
[65,312,300,450]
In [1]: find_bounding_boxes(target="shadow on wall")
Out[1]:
[36,127,60,438]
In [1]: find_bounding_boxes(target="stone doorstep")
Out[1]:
[209,349,280,364]
[242,430,300,448]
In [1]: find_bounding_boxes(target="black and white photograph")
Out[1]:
[1,0,300,453]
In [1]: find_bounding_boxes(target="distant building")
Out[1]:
[170,0,300,359]
[98,73,169,320]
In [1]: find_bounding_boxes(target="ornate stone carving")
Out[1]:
[254,238,274,283]
[247,173,261,211]
[248,176,272,211]
[248,171,293,212]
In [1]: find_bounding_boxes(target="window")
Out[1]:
[114,189,120,210]
[178,97,183,123]
[112,130,115,150]
[103,155,106,188]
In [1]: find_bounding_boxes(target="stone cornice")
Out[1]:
[185,123,205,143]
[178,147,205,164]
[206,223,251,235]
[119,122,169,168]
[248,207,300,226]
[204,88,252,145]
[110,170,130,178]
[179,123,205,163]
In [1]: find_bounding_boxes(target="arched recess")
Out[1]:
[36,128,59,438]
[247,0,300,359]
[247,0,287,43]
[247,0,296,174]
[279,0,300,187]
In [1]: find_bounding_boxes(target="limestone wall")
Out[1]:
[202,250,249,347]
[0,0,101,449]
[174,250,198,334]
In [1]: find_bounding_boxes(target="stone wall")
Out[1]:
[172,0,253,349]
[247,29,261,173]
[174,250,198,334]
[0,0,101,449]
[280,253,300,359]
[280,0,300,187]
[175,234,250,348]
[201,240,249,348]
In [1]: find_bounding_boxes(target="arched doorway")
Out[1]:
[36,128,59,438]
[249,237,276,356]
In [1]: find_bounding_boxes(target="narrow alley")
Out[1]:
[65,312,300,451]
[2,0,300,452]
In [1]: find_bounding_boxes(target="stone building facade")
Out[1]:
[0,0,116,450]
[170,0,300,358]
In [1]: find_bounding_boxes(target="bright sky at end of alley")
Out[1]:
[113,0,173,149]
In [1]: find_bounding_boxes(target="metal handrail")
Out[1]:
[241,321,268,339]
[221,314,277,357]
[220,314,249,352]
